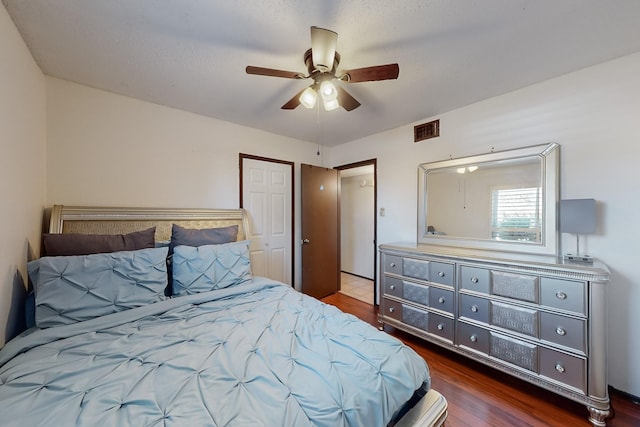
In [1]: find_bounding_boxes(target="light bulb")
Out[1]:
[320,81,337,100]
[299,87,317,109]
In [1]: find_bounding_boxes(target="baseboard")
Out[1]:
[340,271,374,281]
[609,385,640,405]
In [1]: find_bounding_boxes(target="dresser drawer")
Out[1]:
[403,304,429,331]
[428,313,454,343]
[460,265,491,294]
[490,332,538,372]
[539,347,586,392]
[460,294,490,324]
[382,254,403,275]
[381,298,430,331]
[429,262,454,286]
[490,301,539,337]
[403,280,429,305]
[381,298,402,321]
[541,277,586,315]
[540,312,586,353]
[491,270,539,303]
[403,257,429,281]
[382,276,403,298]
[458,322,490,354]
[429,287,454,314]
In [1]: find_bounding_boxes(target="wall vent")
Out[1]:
[414,119,440,142]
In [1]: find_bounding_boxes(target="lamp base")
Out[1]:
[563,253,594,264]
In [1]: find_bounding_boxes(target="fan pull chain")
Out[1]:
[316,100,321,156]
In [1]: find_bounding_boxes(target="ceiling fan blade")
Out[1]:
[281,88,306,110]
[246,66,304,79]
[310,26,338,72]
[336,86,361,111]
[341,63,399,83]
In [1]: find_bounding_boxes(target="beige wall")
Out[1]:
[45,77,322,288]
[0,4,47,343]
[327,52,640,396]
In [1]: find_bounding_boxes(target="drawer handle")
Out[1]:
[470,335,478,343]
[437,323,444,331]
[390,262,396,268]
[470,305,479,313]
[438,271,445,277]
[438,297,446,304]
[556,327,566,336]
[556,291,567,300]
[390,285,396,290]
[388,307,395,313]
[555,364,566,373]
[471,277,479,284]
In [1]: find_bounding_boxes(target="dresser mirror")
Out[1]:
[418,143,559,255]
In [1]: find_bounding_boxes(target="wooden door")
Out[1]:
[301,164,340,299]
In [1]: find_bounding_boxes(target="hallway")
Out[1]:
[339,272,374,304]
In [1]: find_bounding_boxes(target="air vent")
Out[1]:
[414,119,440,142]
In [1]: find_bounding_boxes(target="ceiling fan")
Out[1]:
[246,26,399,112]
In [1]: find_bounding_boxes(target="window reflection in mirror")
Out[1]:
[418,143,559,255]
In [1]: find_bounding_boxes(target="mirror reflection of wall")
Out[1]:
[427,159,540,241]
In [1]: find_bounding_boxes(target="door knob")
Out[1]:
[302,239,310,244]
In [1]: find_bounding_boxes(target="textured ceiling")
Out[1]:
[4,1,640,146]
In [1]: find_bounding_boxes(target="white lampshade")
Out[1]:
[320,80,338,100]
[323,97,339,111]
[299,86,317,109]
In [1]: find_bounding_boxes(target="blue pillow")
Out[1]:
[172,240,251,296]
[29,247,169,328]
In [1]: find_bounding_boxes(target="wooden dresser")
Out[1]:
[378,242,610,427]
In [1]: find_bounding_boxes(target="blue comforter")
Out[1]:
[0,278,429,426]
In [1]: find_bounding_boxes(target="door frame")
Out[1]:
[335,158,378,305]
[239,153,295,287]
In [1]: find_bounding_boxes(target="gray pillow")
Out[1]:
[42,227,156,256]
[172,240,251,296]
[30,247,169,328]
[169,224,238,253]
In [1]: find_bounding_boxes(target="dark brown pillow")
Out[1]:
[169,224,238,252]
[43,227,156,256]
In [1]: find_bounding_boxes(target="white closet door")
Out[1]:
[242,158,292,285]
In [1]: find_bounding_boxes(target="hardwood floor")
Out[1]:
[321,292,640,427]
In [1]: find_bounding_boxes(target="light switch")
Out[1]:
[380,207,385,217]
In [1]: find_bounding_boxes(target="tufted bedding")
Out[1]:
[0,277,431,426]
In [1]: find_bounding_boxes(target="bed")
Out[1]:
[0,205,447,426]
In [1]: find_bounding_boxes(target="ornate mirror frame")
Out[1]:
[417,143,560,256]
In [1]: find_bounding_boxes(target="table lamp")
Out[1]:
[560,199,596,263]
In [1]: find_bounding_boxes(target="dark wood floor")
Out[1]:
[321,292,640,427]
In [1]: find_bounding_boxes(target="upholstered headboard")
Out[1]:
[48,205,250,242]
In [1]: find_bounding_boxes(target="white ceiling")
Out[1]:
[4,1,640,146]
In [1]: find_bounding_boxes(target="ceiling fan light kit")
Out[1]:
[246,26,399,112]
[299,86,318,109]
